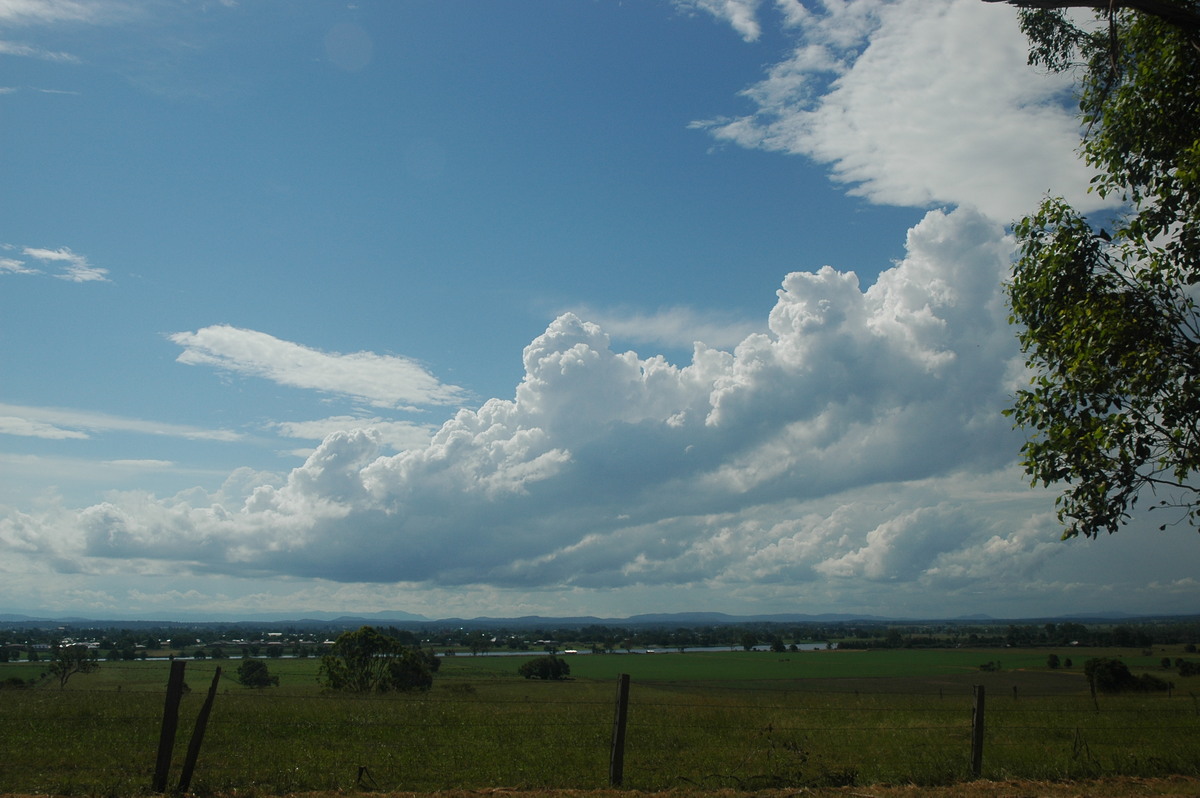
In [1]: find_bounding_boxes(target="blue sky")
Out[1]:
[2,0,1195,621]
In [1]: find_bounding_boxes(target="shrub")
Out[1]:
[518,655,571,680]
[1085,657,1172,693]
[236,659,279,688]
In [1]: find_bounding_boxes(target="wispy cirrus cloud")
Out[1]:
[0,0,133,26]
[0,39,80,61]
[169,325,467,410]
[104,459,176,469]
[672,0,764,42]
[0,403,241,442]
[22,246,109,282]
[0,256,38,274]
[0,415,90,440]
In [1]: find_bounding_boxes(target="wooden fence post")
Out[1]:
[178,667,221,793]
[970,684,986,778]
[610,673,631,787]
[153,660,187,792]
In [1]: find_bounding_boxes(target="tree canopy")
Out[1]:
[997,0,1200,537]
[236,658,279,688]
[48,643,99,690]
[318,626,432,693]
[517,655,571,680]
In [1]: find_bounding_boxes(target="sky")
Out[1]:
[1,0,1196,622]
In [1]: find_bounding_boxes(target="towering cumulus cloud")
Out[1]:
[62,207,1053,597]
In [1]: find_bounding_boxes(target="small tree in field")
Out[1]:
[236,658,278,688]
[48,643,99,690]
[517,655,571,680]
[319,626,432,693]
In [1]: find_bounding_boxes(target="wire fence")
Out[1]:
[2,661,1199,793]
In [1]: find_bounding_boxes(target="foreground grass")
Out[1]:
[2,648,1198,795]
[6,779,1200,798]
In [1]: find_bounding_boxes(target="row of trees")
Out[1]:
[235,635,574,689]
[14,627,1200,694]
[6,617,1200,660]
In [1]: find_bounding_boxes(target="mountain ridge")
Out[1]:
[0,609,1182,628]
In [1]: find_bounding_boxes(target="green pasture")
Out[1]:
[2,648,1198,794]
[440,645,1175,688]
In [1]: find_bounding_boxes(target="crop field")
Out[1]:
[2,647,1199,795]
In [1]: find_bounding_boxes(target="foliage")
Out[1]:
[1004,2,1200,538]
[517,654,571,680]
[236,658,279,688]
[47,643,99,689]
[318,626,432,692]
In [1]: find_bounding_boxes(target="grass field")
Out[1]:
[1,647,1198,795]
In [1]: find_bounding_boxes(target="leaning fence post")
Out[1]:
[153,659,187,792]
[970,684,986,778]
[178,667,221,793]
[610,673,631,787]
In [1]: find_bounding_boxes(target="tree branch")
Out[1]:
[982,0,1200,34]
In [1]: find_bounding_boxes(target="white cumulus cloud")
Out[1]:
[5,207,1197,617]
[33,208,1037,590]
[694,0,1112,222]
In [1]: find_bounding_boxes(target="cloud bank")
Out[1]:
[6,207,1070,607]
